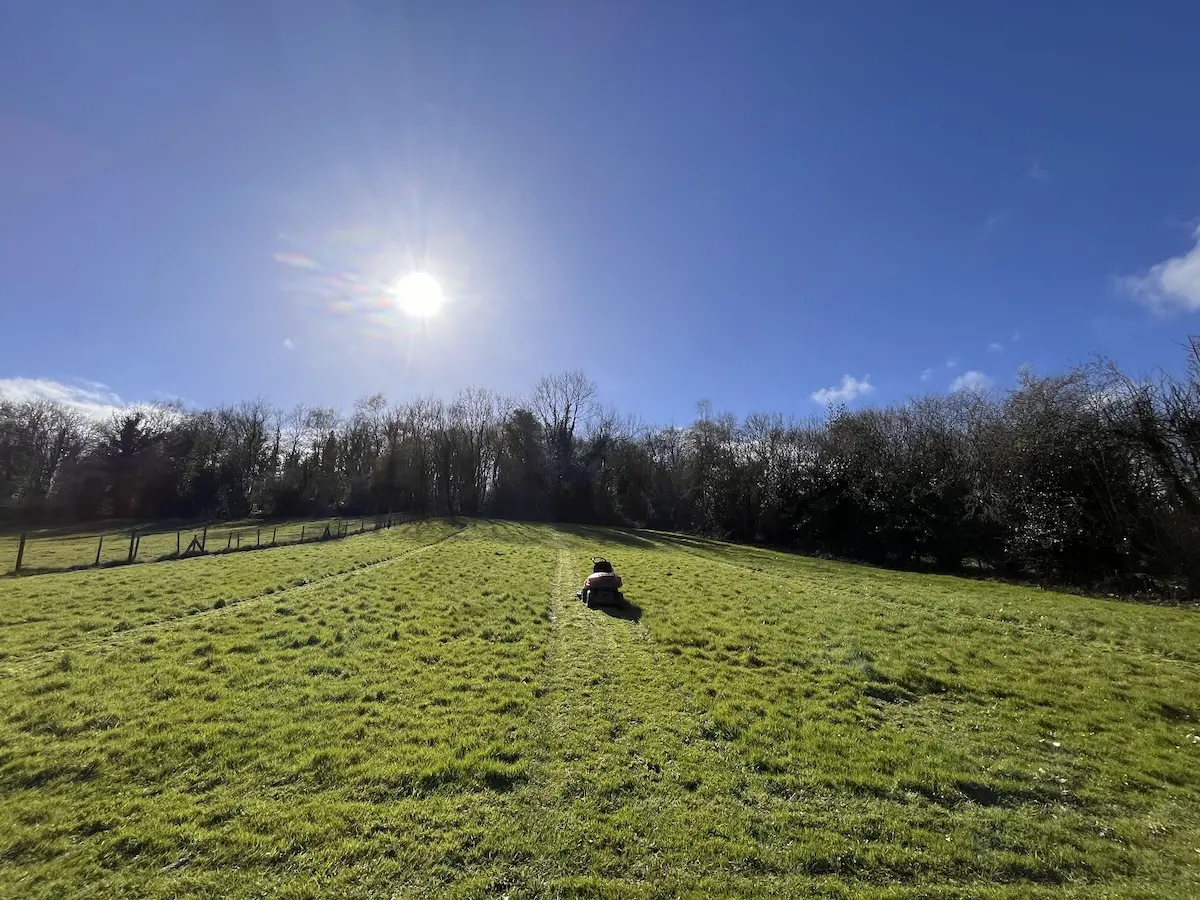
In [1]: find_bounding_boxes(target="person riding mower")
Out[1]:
[576,556,623,608]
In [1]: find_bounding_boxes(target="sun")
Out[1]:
[391,271,446,318]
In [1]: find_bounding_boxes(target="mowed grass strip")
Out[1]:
[505,544,771,887]
[0,517,377,573]
[0,519,463,662]
[0,520,1198,898]
[0,522,556,898]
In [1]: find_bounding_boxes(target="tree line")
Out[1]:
[2,341,1198,599]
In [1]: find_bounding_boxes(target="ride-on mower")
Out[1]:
[577,557,623,608]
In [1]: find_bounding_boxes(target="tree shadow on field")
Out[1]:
[472,519,557,546]
[634,529,755,560]
[554,523,660,550]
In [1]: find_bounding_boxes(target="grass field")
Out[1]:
[1,516,382,573]
[1,519,1198,898]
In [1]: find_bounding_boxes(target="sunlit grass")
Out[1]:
[0,516,385,573]
[1,520,1197,897]
[0,519,462,662]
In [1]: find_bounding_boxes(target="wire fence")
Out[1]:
[2,513,418,577]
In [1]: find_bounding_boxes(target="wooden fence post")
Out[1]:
[226,532,232,550]
[236,532,241,549]
[176,531,181,556]
[133,534,141,560]
[272,526,277,545]
[95,534,103,566]
[14,534,26,572]
[201,525,207,551]
[301,524,306,541]
[256,528,261,548]
[127,530,137,563]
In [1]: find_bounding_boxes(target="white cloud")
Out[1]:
[0,377,125,419]
[1122,226,1200,313]
[812,375,874,406]
[1030,161,1051,182]
[949,370,994,394]
[1011,331,1021,342]
[919,368,933,381]
[946,357,959,369]
[987,342,1003,352]
[283,337,296,351]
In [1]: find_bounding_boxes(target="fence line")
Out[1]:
[5,513,418,577]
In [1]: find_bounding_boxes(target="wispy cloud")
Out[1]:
[1121,226,1200,313]
[981,212,1009,236]
[1011,331,1021,343]
[949,371,994,394]
[919,368,933,382]
[1030,160,1052,182]
[274,251,321,271]
[0,377,125,419]
[946,357,959,369]
[812,375,874,406]
[987,341,1004,353]
[283,337,295,351]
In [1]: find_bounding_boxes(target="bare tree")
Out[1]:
[530,370,597,461]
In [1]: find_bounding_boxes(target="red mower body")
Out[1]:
[584,570,623,591]
[578,556,624,608]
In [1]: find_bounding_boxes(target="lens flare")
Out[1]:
[391,272,446,318]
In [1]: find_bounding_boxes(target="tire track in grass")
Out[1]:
[519,540,773,887]
[0,524,468,674]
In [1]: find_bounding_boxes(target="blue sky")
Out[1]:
[3,1,1199,424]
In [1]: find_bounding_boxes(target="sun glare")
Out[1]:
[391,271,446,318]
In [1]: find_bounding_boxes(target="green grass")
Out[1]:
[1,520,1198,898]
[1,516,384,573]
[0,520,462,661]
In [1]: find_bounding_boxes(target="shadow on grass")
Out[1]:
[472,519,560,546]
[595,597,643,622]
[576,590,643,622]
[637,527,1171,605]
[635,529,756,558]
[554,523,660,550]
